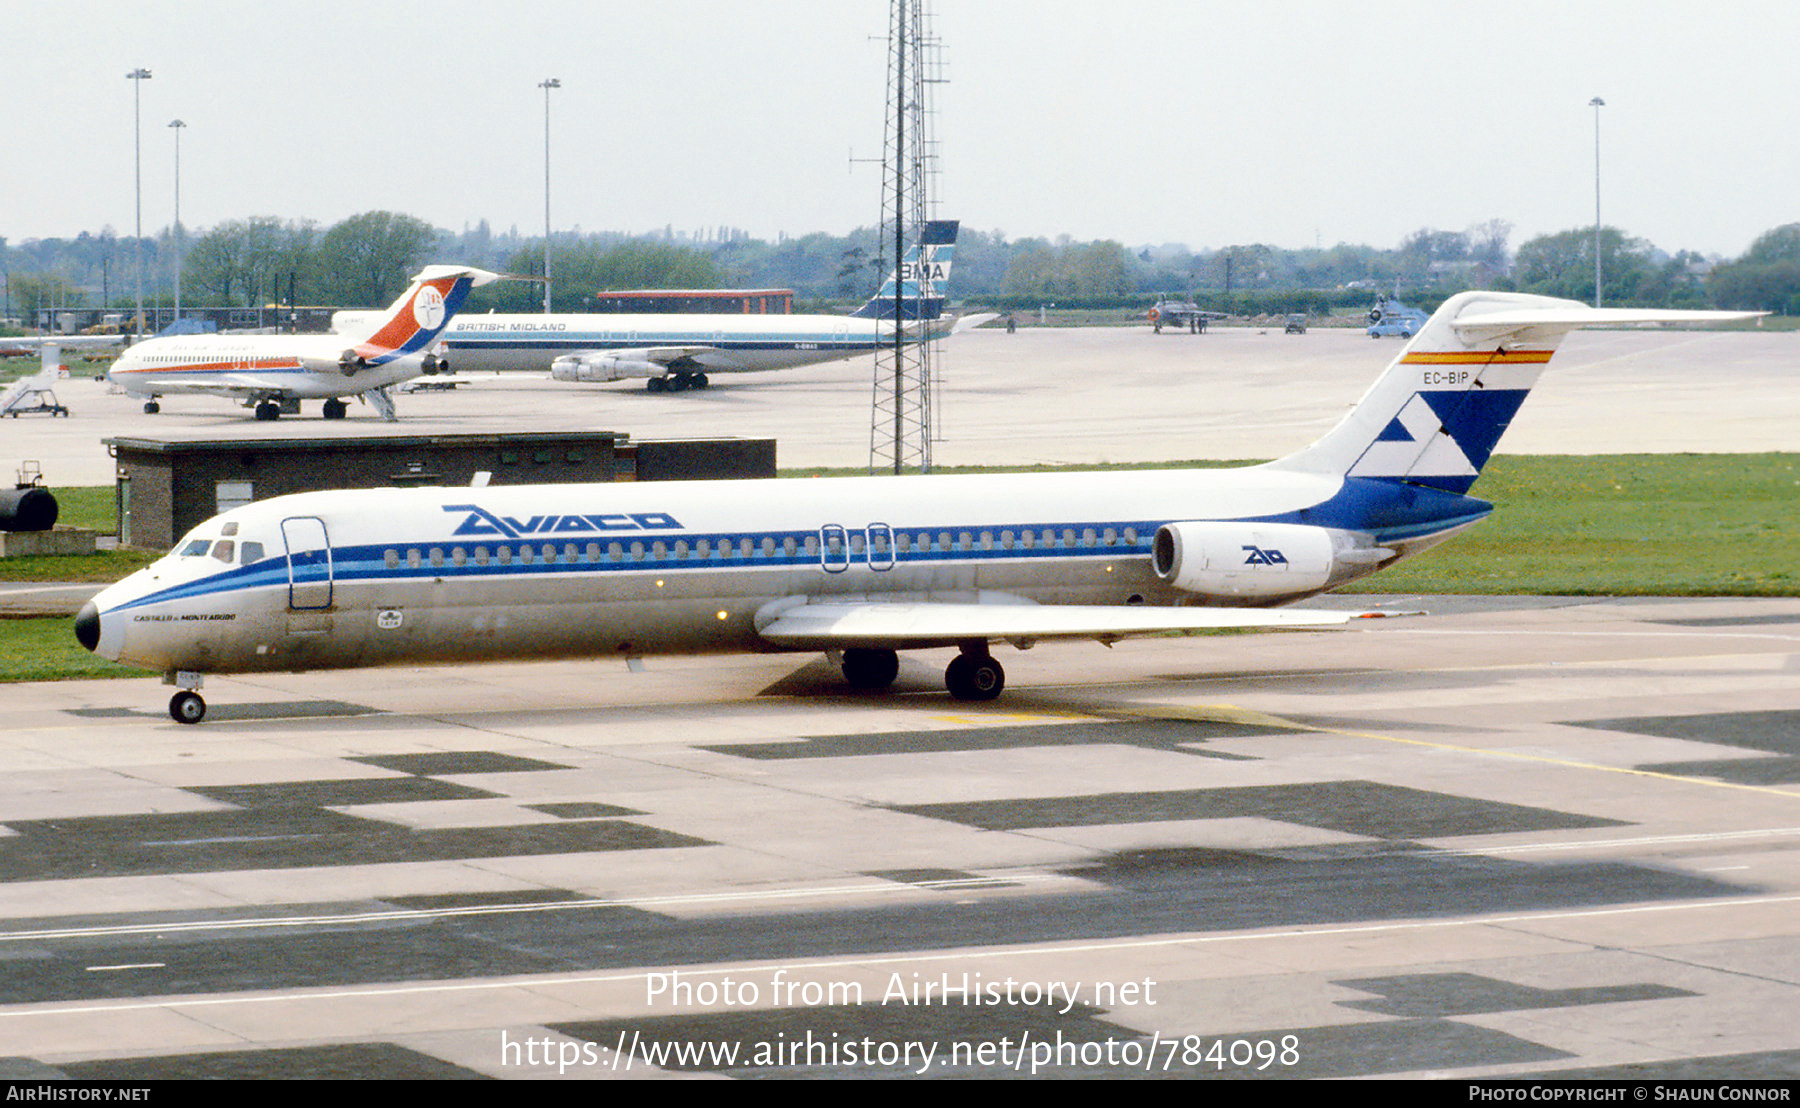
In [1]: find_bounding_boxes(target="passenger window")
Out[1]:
[406,549,422,568]
[453,547,467,566]
[429,548,444,567]
[474,546,489,565]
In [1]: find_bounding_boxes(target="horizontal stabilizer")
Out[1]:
[1452,307,1763,345]
[754,597,1416,651]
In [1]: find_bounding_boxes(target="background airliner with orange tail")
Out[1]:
[108,265,500,421]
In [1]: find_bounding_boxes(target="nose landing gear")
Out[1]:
[169,690,206,724]
[166,671,207,724]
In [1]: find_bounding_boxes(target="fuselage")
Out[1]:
[109,334,421,399]
[435,312,943,374]
[81,464,1488,678]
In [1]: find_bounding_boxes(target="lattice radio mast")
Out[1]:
[869,0,944,474]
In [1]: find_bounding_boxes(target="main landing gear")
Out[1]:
[837,644,1005,701]
[646,373,709,393]
[254,400,282,421]
[945,644,1004,701]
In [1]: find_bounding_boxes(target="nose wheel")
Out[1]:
[169,690,207,724]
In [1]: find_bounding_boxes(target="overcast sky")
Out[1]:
[9,0,1798,258]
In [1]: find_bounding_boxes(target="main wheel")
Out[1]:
[945,653,1004,701]
[143,401,160,414]
[169,690,206,724]
[647,377,668,392]
[841,647,900,690]
[322,398,347,419]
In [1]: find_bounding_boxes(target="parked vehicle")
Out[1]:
[1366,298,1429,338]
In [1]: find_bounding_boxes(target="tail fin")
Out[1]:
[1270,291,1761,494]
[850,220,959,320]
[348,265,501,362]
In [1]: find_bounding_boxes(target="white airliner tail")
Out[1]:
[1270,292,1762,495]
[341,265,503,368]
[850,221,960,320]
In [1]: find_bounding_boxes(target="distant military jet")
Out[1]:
[1146,295,1227,334]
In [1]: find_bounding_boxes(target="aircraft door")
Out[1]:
[281,516,334,610]
[866,523,894,571]
[818,524,850,574]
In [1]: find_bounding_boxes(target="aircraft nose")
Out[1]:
[74,601,100,653]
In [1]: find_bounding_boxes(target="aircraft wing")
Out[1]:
[1,334,126,352]
[753,597,1415,651]
[610,345,746,370]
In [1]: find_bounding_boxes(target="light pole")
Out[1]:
[127,68,152,338]
[169,119,186,325]
[1589,96,1605,307]
[539,77,560,314]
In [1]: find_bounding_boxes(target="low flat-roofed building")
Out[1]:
[104,432,775,549]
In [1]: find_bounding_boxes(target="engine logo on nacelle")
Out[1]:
[1242,545,1289,567]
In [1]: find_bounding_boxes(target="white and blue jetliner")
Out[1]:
[332,222,984,392]
[76,292,1759,722]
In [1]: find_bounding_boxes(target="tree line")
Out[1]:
[6,211,1800,318]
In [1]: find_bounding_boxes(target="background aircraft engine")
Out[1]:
[1151,521,1365,600]
[550,354,661,382]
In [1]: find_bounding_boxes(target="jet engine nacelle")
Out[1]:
[1152,521,1383,600]
[420,352,445,376]
[338,349,369,377]
[550,354,662,383]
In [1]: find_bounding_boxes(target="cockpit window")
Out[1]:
[211,540,235,564]
[240,541,265,564]
[180,539,212,557]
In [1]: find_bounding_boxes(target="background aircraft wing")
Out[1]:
[587,346,751,371]
[753,598,1416,651]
